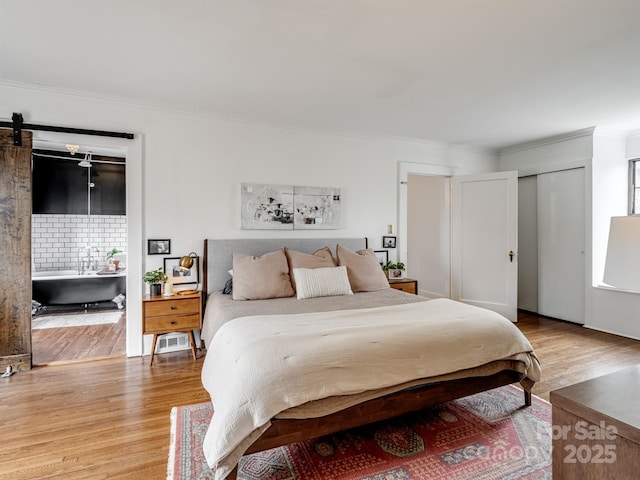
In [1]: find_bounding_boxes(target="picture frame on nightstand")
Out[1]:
[388,268,405,279]
[163,256,199,285]
[374,250,389,268]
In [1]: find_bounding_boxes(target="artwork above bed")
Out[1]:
[240,183,341,230]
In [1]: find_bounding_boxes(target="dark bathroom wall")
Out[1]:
[32,156,126,215]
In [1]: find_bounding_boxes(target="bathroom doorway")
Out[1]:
[30,141,129,364]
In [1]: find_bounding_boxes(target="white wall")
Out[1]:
[499,129,594,174]
[591,131,628,285]
[1,83,498,355]
[628,131,640,160]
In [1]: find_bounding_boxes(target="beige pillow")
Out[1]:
[336,244,390,292]
[293,266,353,299]
[232,249,294,300]
[284,247,337,291]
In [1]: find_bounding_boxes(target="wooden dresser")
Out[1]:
[550,365,640,479]
[142,291,202,365]
[389,278,418,295]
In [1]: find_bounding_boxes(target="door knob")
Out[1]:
[509,251,514,262]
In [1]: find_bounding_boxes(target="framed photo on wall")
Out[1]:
[374,250,389,268]
[148,239,171,255]
[382,236,397,249]
[163,256,199,285]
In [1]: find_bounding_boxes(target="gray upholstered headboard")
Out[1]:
[203,238,368,295]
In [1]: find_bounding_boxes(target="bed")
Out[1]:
[200,238,540,480]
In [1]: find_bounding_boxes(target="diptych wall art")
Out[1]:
[241,183,341,230]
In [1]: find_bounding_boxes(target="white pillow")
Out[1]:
[293,266,353,300]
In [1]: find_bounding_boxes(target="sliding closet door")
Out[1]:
[537,168,585,324]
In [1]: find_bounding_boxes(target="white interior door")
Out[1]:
[451,171,518,321]
[537,168,585,324]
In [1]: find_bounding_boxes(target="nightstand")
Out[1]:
[142,291,202,365]
[389,278,418,295]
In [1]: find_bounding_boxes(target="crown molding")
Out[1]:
[499,127,596,155]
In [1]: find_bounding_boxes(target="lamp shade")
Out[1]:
[179,252,197,270]
[603,216,640,291]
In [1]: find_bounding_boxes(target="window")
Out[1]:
[629,159,640,215]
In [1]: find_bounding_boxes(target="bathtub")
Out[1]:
[32,270,126,305]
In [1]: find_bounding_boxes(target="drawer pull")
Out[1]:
[171,320,176,325]
[170,305,176,310]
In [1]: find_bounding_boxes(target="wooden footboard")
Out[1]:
[225,370,528,479]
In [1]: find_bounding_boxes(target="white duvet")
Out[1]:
[201,298,540,479]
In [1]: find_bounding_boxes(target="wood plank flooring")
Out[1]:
[1,311,640,479]
[517,310,640,400]
[31,312,126,365]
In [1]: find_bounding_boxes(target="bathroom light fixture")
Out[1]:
[78,151,92,168]
[66,144,80,155]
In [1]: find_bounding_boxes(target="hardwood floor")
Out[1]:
[517,310,640,401]
[31,311,126,365]
[1,311,640,479]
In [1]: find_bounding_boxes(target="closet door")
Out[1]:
[537,168,585,324]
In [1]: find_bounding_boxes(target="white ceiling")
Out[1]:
[1,1,639,151]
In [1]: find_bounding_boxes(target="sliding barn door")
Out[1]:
[0,128,32,372]
[451,171,518,321]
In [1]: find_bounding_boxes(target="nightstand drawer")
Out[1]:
[144,298,200,317]
[389,278,418,295]
[143,313,201,333]
[391,283,415,294]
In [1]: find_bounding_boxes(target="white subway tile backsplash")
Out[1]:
[32,214,127,271]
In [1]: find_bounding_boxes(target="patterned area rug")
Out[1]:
[32,311,123,329]
[168,385,551,480]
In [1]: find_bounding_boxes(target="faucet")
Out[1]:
[78,245,101,273]
[91,246,100,271]
[78,246,89,274]
[78,246,96,274]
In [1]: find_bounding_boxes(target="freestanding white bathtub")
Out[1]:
[32,270,126,305]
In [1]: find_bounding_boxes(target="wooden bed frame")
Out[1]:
[201,238,532,480]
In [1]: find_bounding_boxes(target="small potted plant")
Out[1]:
[143,267,168,296]
[384,261,406,279]
[106,248,123,270]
